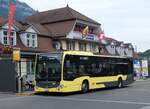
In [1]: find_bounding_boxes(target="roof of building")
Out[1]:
[0,20,51,37]
[44,20,75,37]
[124,43,133,48]
[105,37,118,42]
[31,23,51,36]
[26,6,100,25]
[0,18,7,27]
[16,34,53,53]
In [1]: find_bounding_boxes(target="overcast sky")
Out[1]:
[20,0,150,52]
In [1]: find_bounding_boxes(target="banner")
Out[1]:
[8,3,16,38]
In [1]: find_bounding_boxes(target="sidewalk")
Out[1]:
[16,91,35,96]
[134,77,150,82]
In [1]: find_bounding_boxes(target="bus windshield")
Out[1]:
[36,53,62,81]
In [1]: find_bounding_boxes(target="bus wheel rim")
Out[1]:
[82,82,88,93]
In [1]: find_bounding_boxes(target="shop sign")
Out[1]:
[86,34,94,40]
[13,48,20,61]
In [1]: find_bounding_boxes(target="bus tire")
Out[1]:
[117,78,123,88]
[81,80,89,93]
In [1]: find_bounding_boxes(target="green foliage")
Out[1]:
[139,49,150,59]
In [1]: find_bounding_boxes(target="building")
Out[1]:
[99,36,134,57]
[0,6,134,87]
[26,5,102,53]
[0,20,53,83]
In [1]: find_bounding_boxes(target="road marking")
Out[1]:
[44,96,150,105]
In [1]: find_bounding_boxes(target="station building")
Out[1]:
[0,6,134,92]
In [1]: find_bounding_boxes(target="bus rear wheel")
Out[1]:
[81,81,89,93]
[117,78,123,88]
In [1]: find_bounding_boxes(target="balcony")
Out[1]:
[67,31,99,42]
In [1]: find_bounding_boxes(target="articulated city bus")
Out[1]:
[35,51,134,93]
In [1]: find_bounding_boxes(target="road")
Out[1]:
[0,80,150,109]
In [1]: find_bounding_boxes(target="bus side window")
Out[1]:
[78,65,85,75]
[64,55,79,80]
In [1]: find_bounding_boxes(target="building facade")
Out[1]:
[26,6,102,54]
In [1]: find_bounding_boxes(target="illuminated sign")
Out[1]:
[13,49,20,61]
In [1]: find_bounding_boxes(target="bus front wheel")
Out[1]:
[117,78,123,88]
[81,80,89,93]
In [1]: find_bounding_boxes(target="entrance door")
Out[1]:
[0,57,16,92]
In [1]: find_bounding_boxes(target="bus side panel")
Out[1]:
[89,75,128,89]
[61,76,90,92]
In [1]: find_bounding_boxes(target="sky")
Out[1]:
[19,0,150,52]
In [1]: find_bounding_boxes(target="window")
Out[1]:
[32,35,35,39]
[27,33,30,38]
[3,31,7,36]
[3,37,8,45]
[27,61,34,75]
[32,40,35,47]
[89,28,94,34]
[27,39,30,47]
[90,43,97,52]
[79,42,86,51]
[63,55,132,80]
[2,31,15,45]
[10,37,14,45]
[67,41,75,50]
[63,55,81,80]
[26,33,37,48]
[53,41,61,50]
[11,32,14,36]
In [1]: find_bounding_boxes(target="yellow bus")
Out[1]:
[35,51,134,93]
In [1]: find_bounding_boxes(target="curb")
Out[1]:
[16,92,35,96]
[135,79,150,82]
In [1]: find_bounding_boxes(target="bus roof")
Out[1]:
[37,51,132,59]
[63,51,131,59]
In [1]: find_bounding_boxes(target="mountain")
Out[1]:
[0,0,36,21]
[138,49,150,59]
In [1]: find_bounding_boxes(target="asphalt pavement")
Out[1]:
[0,80,150,109]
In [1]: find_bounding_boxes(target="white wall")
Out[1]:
[20,33,27,46]
[0,30,3,44]
[106,45,116,55]
[116,47,125,56]
[26,26,37,33]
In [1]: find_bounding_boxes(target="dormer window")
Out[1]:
[3,37,8,45]
[4,31,7,35]
[26,33,37,48]
[2,30,16,46]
